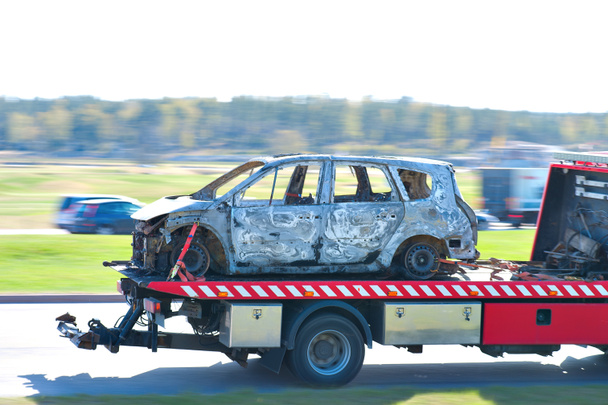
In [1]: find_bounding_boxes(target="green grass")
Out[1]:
[4,385,608,404]
[0,234,131,293]
[476,229,536,261]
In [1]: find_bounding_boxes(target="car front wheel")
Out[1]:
[169,241,211,277]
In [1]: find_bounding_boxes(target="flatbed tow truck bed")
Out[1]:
[106,260,608,301]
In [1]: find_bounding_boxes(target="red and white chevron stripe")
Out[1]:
[144,280,608,300]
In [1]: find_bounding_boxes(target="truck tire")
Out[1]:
[286,313,364,387]
[402,242,440,280]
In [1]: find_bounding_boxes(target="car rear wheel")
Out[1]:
[402,242,440,280]
[96,225,115,235]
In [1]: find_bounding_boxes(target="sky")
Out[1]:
[1,0,607,113]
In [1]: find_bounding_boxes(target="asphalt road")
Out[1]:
[2,302,608,398]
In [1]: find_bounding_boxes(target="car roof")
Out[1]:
[251,154,452,169]
[60,194,135,199]
[73,199,143,206]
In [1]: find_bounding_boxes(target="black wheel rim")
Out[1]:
[405,244,439,279]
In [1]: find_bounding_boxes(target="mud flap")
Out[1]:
[258,346,287,374]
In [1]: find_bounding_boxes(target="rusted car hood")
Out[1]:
[131,196,213,221]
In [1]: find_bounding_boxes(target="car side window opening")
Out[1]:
[115,202,140,214]
[239,164,321,207]
[81,204,98,218]
[398,169,432,200]
[334,165,393,203]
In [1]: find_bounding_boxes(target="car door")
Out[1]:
[230,162,325,269]
[320,162,404,265]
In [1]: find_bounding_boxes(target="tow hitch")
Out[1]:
[56,297,145,353]
[57,317,105,350]
[56,298,248,365]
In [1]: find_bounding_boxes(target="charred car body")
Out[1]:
[131,155,479,280]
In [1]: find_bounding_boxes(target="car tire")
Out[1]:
[170,241,211,277]
[402,242,440,280]
[285,314,364,387]
[96,225,116,235]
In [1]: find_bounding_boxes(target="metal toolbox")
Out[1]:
[219,302,282,348]
[371,301,481,345]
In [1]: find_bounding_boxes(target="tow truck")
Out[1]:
[58,152,608,386]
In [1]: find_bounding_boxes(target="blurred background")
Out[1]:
[1,0,607,231]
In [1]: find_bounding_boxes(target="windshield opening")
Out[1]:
[192,160,265,200]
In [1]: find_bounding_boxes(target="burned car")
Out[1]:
[131,155,479,280]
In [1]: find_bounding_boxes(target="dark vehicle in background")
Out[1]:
[63,199,144,235]
[56,194,141,230]
[475,210,499,230]
[481,167,547,227]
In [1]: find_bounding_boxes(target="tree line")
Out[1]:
[1,95,606,162]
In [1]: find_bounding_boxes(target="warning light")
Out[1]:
[144,298,162,314]
[217,291,229,298]
[304,291,314,297]
[388,291,398,297]
[549,290,558,296]
[469,290,479,296]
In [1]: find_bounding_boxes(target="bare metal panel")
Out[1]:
[219,302,282,348]
[371,302,481,345]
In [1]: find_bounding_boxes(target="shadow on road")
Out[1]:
[19,360,298,397]
[19,353,608,397]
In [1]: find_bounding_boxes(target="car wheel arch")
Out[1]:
[169,224,229,275]
[393,235,449,262]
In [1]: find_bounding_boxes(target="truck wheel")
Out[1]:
[402,242,439,280]
[286,314,364,387]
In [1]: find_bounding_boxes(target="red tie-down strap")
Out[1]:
[167,222,205,281]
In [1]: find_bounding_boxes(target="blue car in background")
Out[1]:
[62,199,144,234]
[55,194,141,230]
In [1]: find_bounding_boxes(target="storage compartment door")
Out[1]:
[371,301,481,345]
[219,302,282,348]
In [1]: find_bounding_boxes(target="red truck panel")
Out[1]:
[144,279,608,301]
[483,303,608,345]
